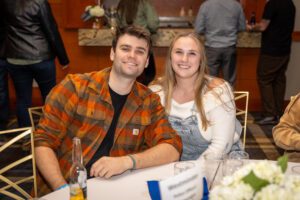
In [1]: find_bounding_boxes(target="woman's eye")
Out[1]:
[175,51,183,55]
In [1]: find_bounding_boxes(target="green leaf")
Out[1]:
[242,171,269,192]
[277,155,288,173]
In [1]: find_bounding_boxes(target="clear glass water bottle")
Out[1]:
[69,137,87,200]
[249,12,256,26]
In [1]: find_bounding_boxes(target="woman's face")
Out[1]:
[171,36,201,80]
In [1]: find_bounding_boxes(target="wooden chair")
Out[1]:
[0,127,37,199]
[233,91,249,149]
[28,106,44,131]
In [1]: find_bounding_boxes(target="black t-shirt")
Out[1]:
[86,87,129,177]
[261,0,295,56]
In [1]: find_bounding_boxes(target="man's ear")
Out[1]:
[110,48,115,61]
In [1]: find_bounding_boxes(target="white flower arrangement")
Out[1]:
[210,156,300,200]
[81,4,105,22]
[85,5,105,18]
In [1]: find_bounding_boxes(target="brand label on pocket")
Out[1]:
[132,129,139,136]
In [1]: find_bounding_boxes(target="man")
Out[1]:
[273,93,300,162]
[34,26,182,196]
[250,0,295,125]
[0,17,9,130]
[195,0,246,86]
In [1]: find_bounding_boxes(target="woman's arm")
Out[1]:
[202,103,236,156]
[201,80,237,157]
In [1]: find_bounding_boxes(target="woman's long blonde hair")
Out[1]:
[156,32,212,130]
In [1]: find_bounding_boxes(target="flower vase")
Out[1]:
[92,18,101,29]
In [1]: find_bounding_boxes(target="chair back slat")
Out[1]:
[0,128,37,199]
[28,106,44,131]
[234,91,249,149]
[0,175,31,199]
[0,129,31,152]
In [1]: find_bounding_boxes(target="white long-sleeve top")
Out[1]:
[150,82,242,158]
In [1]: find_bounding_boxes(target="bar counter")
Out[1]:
[78,28,261,48]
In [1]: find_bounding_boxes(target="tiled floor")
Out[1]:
[245,112,284,160]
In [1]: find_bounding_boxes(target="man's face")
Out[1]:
[110,34,149,80]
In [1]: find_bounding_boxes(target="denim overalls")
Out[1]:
[169,108,242,161]
[168,114,210,161]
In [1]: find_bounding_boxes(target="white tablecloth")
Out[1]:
[42,161,203,200]
[41,160,300,200]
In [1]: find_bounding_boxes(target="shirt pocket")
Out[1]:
[119,114,152,151]
[74,102,107,139]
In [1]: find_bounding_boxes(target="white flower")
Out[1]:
[250,161,283,184]
[89,5,105,17]
[85,5,92,12]
[210,160,296,199]
[282,175,300,195]
[253,184,291,200]
[210,182,253,200]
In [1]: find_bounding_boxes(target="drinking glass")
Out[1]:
[229,150,249,164]
[174,161,195,175]
[222,159,243,177]
[203,152,224,188]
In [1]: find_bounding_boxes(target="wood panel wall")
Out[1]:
[61,0,266,28]
[7,0,297,112]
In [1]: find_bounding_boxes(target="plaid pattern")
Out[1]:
[34,67,182,196]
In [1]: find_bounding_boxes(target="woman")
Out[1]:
[150,32,242,161]
[117,0,159,85]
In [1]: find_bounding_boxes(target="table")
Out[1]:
[41,160,300,200]
[42,161,205,200]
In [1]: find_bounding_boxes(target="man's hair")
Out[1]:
[112,25,152,55]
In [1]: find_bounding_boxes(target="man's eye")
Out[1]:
[121,47,130,51]
[136,50,146,55]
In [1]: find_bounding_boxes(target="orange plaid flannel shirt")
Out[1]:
[34,67,182,196]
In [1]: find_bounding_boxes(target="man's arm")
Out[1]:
[35,146,67,190]
[34,75,78,191]
[273,95,300,150]
[251,19,270,32]
[90,143,179,178]
[194,4,206,34]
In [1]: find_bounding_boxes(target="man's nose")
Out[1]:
[129,50,135,58]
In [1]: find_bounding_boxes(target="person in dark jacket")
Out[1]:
[1,0,69,127]
[0,18,9,130]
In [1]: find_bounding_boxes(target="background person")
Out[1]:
[194,0,246,86]
[249,0,296,125]
[117,0,159,85]
[0,18,9,130]
[273,93,300,162]
[2,0,69,127]
[150,32,242,161]
[34,26,182,196]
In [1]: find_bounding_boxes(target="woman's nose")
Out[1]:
[182,53,188,62]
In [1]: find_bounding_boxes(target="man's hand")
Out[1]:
[62,65,69,70]
[246,24,253,32]
[90,156,133,178]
